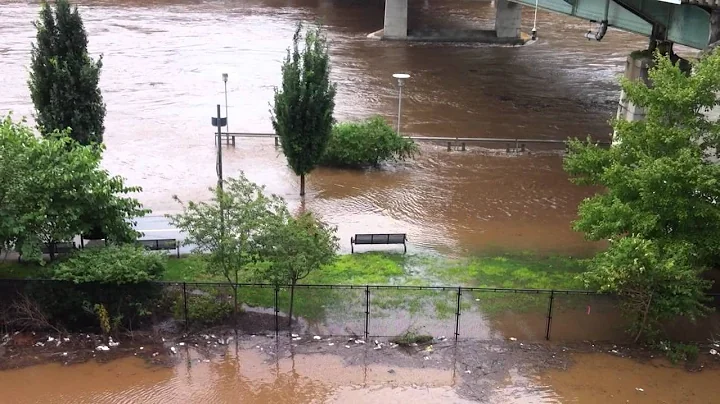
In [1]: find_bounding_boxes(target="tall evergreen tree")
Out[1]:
[272,23,336,196]
[29,0,105,145]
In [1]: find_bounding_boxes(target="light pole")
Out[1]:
[222,73,229,139]
[392,73,410,136]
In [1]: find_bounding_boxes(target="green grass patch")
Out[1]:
[426,253,588,290]
[0,261,52,279]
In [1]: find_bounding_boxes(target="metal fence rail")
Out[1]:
[1,279,717,343]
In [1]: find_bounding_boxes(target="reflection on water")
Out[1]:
[0,348,475,403]
[0,0,657,254]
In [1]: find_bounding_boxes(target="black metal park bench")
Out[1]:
[137,238,180,258]
[350,233,407,254]
[41,241,77,256]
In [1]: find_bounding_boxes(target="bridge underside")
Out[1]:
[509,0,720,50]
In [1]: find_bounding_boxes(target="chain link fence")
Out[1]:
[1,280,718,343]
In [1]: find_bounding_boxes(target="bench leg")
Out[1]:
[403,242,407,255]
[176,246,180,259]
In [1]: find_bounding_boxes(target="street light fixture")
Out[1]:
[222,73,229,137]
[392,73,410,136]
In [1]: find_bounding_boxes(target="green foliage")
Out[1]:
[564,51,720,266]
[271,23,336,196]
[168,173,286,289]
[321,116,419,167]
[0,116,148,262]
[177,289,233,326]
[565,51,720,342]
[660,341,700,364]
[29,0,105,145]
[52,245,166,284]
[256,212,339,286]
[308,252,407,284]
[93,303,111,335]
[582,237,710,342]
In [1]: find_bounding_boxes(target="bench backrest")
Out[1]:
[138,239,177,250]
[42,242,76,254]
[353,234,406,245]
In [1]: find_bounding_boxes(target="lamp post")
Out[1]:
[392,73,410,136]
[222,73,229,140]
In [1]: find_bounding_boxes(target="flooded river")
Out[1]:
[0,0,654,255]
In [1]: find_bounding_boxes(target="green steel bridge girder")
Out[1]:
[510,0,716,49]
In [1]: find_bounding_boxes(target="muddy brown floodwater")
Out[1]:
[0,0,667,255]
[2,339,720,404]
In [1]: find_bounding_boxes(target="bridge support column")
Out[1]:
[383,0,408,39]
[495,0,522,39]
[615,53,651,126]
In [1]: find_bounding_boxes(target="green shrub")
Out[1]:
[390,331,433,346]
[177,289,233,326]
[52,245,166,284]
[320,116,418,168]
[661,341,700,364]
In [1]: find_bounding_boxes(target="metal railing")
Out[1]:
[215,132,611,152]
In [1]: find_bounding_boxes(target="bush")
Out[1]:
[52,245,166,284]
[320,116,418,168]
[176,288,234,327]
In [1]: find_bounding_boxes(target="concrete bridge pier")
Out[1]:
[383,0,408,39]
[380,0,524,42]
[495,0,522,39]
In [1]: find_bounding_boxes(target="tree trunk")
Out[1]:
[300,174,306,197]
[633,293,653,343]
[233,271,239,330]
[288,281,296,327]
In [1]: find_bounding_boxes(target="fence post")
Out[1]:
[454,287,462,341]
[545,290,555,341]
[364,285,370,341]
[182,282,189,329]
[274,286,279,337]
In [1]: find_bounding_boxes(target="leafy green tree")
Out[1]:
[256,212,338,326]
[272,23,336,196]
[29,0,105,145]
[565,51,720,341]
[583,237,710,342]
[321,116,419,167]
[168,174,286,315]
[0,115,147,262]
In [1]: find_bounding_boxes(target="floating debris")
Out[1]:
[374,340,380,346]
[373,346,382,350]
[509,337,517,341]
[424,345,434,353]
[464,370,472,374]
[210,334,217,339]
[203,359,210,363]
[313,336,322,340]
[710,349,718,356]
[424,356,430,360]
[96,345,110,351]
[636,388,644,392]
[170,347,177,355]
[388,369,395,374]
[354,339,366,344]
[152,352,159,357]
[292,337,302,341]
[35,342,45,347]
[328,343,335,346]
[437,336,447,342]
[179,342,185,346]
[47,336,55,342]
[344,345,351,349]
[62,352,68,356]
[108,337,119,347]
[291,333,299,338]
[140,347,144,350]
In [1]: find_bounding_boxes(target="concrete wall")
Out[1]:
[615,54,651,128]
[495,0,522,39]
[384,0,408,39]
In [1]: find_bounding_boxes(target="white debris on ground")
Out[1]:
[354,339,365,344]
[344,345,351,349]
[437,336,447,342]
[291,334,299,338]
[313,336,322,340]
[95,345,110,351]
[34,342,45,347]
[47,336,55,343]
[292,337,302,341]
[509,337,517,341]
[710,349,718,356]
[178,342,185,346]
[328,343,335,346]
[108,337,119,347]
[170,347,177,354]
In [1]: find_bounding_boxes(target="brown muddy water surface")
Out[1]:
[0,0,667,256]
[2,341,720,403]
